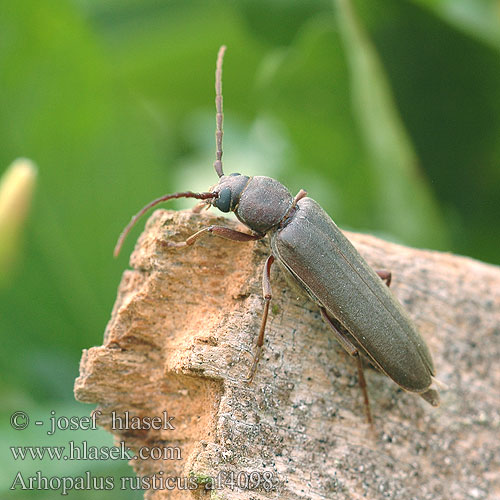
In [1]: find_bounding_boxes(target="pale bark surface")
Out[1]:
[74,209,500,500]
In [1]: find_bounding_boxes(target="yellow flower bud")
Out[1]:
[0,158,38,286]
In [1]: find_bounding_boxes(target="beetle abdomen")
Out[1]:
[271,197,435,393]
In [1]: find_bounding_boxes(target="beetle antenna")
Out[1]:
[214,45,226,178]
[113,191,217,257]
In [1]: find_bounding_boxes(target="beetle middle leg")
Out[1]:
[245,254,275,383]
[319,307,374,427]
[159,225,264,248]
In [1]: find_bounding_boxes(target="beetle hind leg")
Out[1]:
[376,270,392,287]
[320,307,374,428]
[245,254,275,383]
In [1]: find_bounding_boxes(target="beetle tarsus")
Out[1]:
[245,345,262,384]
[158,225,264,250]
[157,239,188,248]
[355,354,374,429]
[192,201,211,213]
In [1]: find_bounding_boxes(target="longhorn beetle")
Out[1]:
[114,46,440,425]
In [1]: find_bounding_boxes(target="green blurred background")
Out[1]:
[1,0,499,496]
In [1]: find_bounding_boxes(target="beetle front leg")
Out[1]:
[191,201,210,213]
[245,254,275,383]
[158,225,264,248]
[320,307,374,428]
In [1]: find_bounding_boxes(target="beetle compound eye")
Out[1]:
[215,187,232,212]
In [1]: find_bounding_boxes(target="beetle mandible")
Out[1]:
[114,46,440,425]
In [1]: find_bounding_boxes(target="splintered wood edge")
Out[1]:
[75,209,500,500]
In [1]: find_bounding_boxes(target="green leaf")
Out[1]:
[335,0,448,248]
[413,0,500,50]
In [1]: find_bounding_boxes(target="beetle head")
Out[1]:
[210,173,250,213]
[210,174,293,234]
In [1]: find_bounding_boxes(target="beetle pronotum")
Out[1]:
[114,46,440,425]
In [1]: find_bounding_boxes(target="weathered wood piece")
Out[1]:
[75,209,500,500]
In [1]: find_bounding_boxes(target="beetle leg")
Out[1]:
[245,254,275,383]
[320,307,374,427]
[159,225,264,248]
[191,201,211,213]
[320,308,358,355]
[376,270,392,287]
